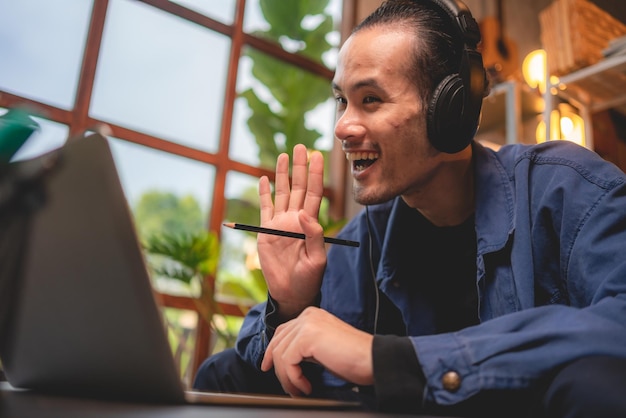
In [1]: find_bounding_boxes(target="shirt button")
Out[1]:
[392,280,400,288]
[441,371,461,392]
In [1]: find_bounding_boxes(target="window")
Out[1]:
[0,0,346,387]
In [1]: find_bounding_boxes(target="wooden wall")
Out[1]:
[348,0,553,58]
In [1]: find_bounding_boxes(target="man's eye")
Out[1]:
[335,96,347,105]
[363,96,380,104]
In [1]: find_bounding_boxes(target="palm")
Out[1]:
[257,145,327,318]
[257,215,324,308]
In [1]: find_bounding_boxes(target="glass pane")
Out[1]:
[163,307,198,389]
[243,0,341,68]
[0,109,69,162]
[108,137,216,296]
[230,48,336,172]
[0,0,93,109]
[211,314,244,355]
[169,0,236,24]
[108,137,214,233]
[91,0,230,153]
[216,171,267,306]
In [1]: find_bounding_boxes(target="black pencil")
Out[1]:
[223,222,360,247]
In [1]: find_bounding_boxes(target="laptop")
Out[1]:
[0,133,359,409]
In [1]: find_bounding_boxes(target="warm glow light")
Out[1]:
[560,117,574,137]
[535,104,585,146]
[525,50,586,147]
[536,120,546,143]
[523,49,547,93]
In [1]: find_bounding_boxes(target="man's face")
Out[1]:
[333,26,446,206]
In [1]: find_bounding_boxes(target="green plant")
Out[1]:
[143,230,238,347]
[240,0,336,167]
[227,0,339,232]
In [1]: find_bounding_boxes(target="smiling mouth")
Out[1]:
[345,151,379,172]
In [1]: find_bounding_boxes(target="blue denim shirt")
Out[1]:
[236,140,626,405]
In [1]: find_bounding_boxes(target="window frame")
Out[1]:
[0,0,353,379]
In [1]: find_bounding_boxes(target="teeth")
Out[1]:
[345,152,379,161]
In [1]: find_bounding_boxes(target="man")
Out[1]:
[195,0,626,416]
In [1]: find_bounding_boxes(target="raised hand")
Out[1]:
[257,144,327,320]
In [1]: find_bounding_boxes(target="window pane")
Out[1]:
[0,109,69,162]
[108,137,214,233]
[91,0,230,153]
[230,48,336,171]
[0,0,93,109]
[108,137,215,296]
[243,0,341,68]
[163,307,198,389]
[217,171,266,305]
[170,0,236,24]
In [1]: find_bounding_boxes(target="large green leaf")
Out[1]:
[225,196,260,226]
[300,15,335,62]
[241,0,336,159]
[259,0,330,40]
[143,230,220,279]
[218,268,268,305]
[133,191,204,242]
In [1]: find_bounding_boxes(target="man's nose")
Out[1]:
[334,109,366,142]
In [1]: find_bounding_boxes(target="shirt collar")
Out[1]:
[472,141,515,255]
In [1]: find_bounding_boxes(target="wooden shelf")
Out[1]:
[477,81,543,146]
[544,53,626,149]
[552,53,626,114]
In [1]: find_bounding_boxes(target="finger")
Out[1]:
[303,150,324,219]
[279,327,314,396]
[259,176,274,225]
[261,321,292,371]
[288,144,309,211]
[262,332,306,396]
[261,346,274,372]
[273,152,291,214]
[269,336,312,397]
[284,363,312,396]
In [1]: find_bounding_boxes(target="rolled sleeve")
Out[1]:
[373,335,426,412]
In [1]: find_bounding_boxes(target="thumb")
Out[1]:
[298,210,326,256]
[298,209,323,239]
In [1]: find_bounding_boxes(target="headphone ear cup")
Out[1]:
[427,73,470,154]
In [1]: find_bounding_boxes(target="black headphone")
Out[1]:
[422,0,486,153]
